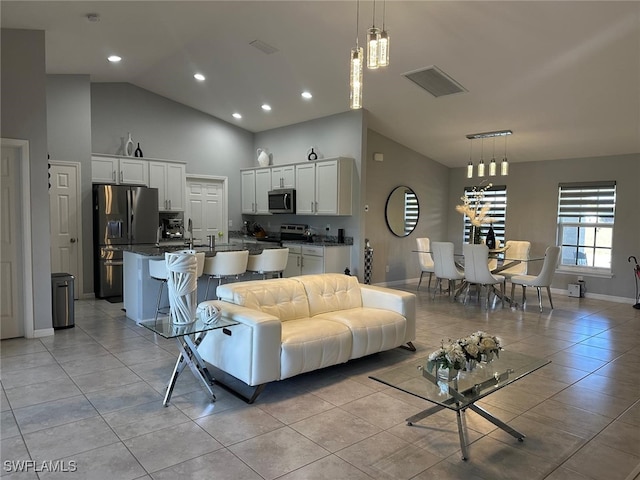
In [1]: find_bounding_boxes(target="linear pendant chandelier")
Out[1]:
[466,130,512,178]
[350,0,390,109]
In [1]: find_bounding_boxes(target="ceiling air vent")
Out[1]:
[403,65,467,97]
[249,39,279,55]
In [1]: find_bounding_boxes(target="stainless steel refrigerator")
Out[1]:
[93,184,159,299]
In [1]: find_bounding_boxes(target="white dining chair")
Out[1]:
[246,247,289,279]
[510,246,560,312]
[415,237,435,291]
[203,250,249,299]
[463,244,505,309]
[431,242,465,301]
[500,240,531,297]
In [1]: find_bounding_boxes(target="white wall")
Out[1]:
[1,28,51,333]
[46,75,93,294]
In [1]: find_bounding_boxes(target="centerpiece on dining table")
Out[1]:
[423,331,502,383]
[456,181,496,245]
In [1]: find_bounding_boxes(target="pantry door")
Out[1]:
[185,176,228,244]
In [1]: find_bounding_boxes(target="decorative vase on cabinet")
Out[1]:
[124,132,135,157]
[257,148,270,167]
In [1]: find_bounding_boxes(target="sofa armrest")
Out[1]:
[196,300,282,386]
[360,285,416,344]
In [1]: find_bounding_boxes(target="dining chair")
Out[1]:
[246,247,289,279]
[500,240,531,296]
[463,244,505,309]
[431,242,465,301]
[487,239,502,271]
[415,237,435,291]
[510,246,561,312]
[203,250,249,300]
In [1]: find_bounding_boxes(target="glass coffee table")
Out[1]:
[370,351,550,460]
[140,316,238,406]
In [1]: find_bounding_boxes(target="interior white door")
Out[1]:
[186,177,227,245]
[1,144,24,338]
[49,162,81,298]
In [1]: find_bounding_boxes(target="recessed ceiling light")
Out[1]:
[193,73,205,81]
[232,113,242,119]
[301,91,312,99]
[107,55,122,63]
[261,104,272,111]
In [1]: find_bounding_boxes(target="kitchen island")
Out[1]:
[123,243,279,323]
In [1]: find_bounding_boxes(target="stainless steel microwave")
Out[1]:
[268,188,296,214]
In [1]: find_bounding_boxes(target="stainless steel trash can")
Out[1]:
[51,273,74,329]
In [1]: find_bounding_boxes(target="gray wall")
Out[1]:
[1,29,51,333]
[46,75,93,294]
[448,153,640,299]
[90,82,255,230]
[365,129,450,285]
[253,110,366,277]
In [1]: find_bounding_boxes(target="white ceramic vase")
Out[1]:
[257,148,269,167]
[124,133,135,157]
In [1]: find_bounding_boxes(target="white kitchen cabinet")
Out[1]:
[271,165,295,189]
[282,244,350,277]
[149,161,186,211]
[91,155,149,185]
[295,157,353,215]
[241,168,271,214]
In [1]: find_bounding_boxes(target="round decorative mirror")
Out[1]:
[385,186,419,237]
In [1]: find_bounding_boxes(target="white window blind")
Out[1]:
[462,185,507,244]
[557,181,616,271]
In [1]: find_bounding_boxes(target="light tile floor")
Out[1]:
[2,288,640,479]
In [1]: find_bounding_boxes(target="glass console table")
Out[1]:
[139,316,238,406]
[370,351,550,460]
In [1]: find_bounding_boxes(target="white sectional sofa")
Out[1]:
[197,273,416,402]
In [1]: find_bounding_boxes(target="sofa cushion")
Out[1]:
[217,278,310,321]
[294,274,362,317]
[280,318,352,379]
[317,308,407,359]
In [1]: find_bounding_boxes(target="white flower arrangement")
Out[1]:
[455,182,496,227]
[426,331,502,374]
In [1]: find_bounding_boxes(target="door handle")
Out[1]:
[70,238,76,243]
[120,171,123,183]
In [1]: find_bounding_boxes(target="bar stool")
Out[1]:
[203,250,249,299]
[246,248,289,280]
[149,250,205,322]
[149,258,169,322]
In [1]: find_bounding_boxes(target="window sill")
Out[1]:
[557,266,613,279]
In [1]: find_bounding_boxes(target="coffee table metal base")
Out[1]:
[164,333,216,406]
[405,402,525,460]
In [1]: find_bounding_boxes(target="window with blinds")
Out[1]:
[462,185,507,244]
[556,181,616,272]
[404,191,419,235]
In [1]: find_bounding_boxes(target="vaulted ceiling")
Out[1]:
[3,1,639,167]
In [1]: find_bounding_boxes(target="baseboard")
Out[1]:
[32,327,55,338]
[377,278,635,305]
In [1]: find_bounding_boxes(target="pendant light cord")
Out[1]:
[382,0,386,28]
[356,0,360,46]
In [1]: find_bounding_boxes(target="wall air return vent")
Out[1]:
[403,65,467,97]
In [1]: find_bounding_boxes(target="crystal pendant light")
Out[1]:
[350,0,363,109]
[467,139,474,179]
[477,138,485,177]
[377,0,389,66]
[367,0,379,69]
[489,137,497,176]
[501,134,509,175]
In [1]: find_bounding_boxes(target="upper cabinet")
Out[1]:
[149,161,186,211]
[241,168,271,214]
[295,157,353,216]
[271,165,295,189]
[91,155,149,185]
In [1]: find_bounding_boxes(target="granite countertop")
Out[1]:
[127,243,283,257]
